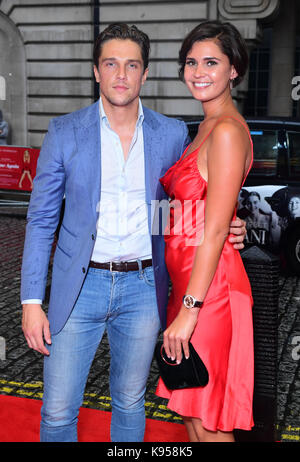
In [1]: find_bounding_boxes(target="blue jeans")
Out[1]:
[40,264,161,442]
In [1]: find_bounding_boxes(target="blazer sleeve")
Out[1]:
[21,119,66,303]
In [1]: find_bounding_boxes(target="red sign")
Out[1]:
[0,146,40,192]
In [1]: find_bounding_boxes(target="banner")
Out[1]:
[0,146,39,192]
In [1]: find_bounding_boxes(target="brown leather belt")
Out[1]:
[89,259,152,272]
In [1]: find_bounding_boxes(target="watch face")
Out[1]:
[184,295,195,308]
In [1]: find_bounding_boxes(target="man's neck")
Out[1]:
[101,97,140,132]
[101,96,141,160]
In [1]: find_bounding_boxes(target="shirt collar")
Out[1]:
[99,97,144,129]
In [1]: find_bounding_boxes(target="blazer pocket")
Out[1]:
[57,223,78,255]
[53,224,78,271]
[53,244,72,271]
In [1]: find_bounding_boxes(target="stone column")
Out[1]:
[268,0,296,116]
[0,12,27,146]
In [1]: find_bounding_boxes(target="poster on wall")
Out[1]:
[238,185,300,247]
[0,146,39,192]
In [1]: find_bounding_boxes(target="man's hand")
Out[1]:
[228,217,247,250]
[22,304,51,356]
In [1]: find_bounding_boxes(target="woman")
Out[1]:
[156,21,254,442]
[19,150,33,190]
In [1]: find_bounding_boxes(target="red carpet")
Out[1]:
[0,395,189,442]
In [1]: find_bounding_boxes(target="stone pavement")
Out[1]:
[0,210,299,441]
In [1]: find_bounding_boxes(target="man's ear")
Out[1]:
[94,65,100,83]
[141,67,149,86]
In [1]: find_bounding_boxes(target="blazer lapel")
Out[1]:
[143,107,165,234]
[74,101,101,222]
[143,107,163,202]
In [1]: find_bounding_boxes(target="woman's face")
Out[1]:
[246,195,260,213]
[183,39,237,103]
[288,196,300,217]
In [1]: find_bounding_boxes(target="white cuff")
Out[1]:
[22,299,43,305]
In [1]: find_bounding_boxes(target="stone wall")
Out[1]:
[0,0,282,148]
[0,0,94,148]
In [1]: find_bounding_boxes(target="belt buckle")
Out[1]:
[109,261,113,272]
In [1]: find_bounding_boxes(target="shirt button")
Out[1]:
[92,234,95,240]
[82,267,86,273]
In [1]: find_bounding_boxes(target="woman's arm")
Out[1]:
[163,120,250,363]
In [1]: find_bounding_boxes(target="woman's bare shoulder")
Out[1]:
[209,115,250,147]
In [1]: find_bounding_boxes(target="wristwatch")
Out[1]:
[183,294,203,309]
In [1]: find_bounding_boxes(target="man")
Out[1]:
[21,23,246,442]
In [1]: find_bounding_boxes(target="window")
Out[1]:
[245,49,271,116]
[245,29,272,117]
[250,130,278,176]
[288,131,300,177]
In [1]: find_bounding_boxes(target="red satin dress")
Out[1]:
[156,118,254,432]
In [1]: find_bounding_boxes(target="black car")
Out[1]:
[183,116,300,274]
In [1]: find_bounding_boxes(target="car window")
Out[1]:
[250,130,278,176]
[288,131,300,178]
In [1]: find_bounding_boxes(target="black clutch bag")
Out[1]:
[154,341,209,390]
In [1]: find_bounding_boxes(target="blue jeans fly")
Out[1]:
[40,263,161,442]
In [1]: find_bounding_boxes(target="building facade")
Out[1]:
[0,0,298,149]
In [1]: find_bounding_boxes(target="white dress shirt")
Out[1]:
[91,98,151,262]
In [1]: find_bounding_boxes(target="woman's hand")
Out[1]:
[163,306,199,364]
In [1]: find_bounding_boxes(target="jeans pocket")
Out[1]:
[142,266,155,287]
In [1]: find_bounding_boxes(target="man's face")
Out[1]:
[94,39,148,109]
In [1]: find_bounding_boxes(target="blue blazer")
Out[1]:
[21,101,190,334]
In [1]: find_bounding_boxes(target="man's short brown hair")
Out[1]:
[93,23,150,71]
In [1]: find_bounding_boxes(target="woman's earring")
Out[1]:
[230,78,234,90]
